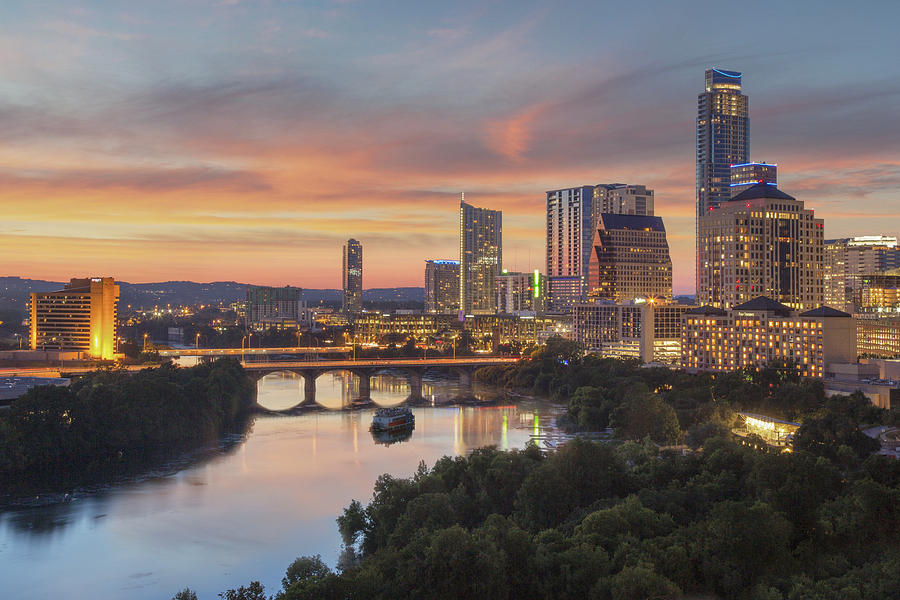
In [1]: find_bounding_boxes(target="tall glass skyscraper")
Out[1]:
[459,194,502,315]
[342,238,362,314]
[697,68,749,289]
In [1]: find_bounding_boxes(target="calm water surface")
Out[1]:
[0,372,562,599]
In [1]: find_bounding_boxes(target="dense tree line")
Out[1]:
[0,358,255,483]
[205,436,900,599]
[477,338,895,451]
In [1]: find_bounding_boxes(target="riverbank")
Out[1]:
[0,358,255,494]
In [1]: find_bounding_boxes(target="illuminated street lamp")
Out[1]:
[196,332,201,349]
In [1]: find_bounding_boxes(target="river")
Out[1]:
[0,371,562,599]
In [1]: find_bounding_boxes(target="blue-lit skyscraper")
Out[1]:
[730,162,776,197]
[697,68,749,289]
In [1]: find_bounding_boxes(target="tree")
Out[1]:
[219,581,266,600]
[610,383,682,445]
[172,589,198,600]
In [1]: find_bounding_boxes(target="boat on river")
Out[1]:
[371,406,415,431]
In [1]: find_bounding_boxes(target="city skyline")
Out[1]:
[1,1,899,295]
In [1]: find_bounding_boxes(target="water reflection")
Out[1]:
[1,374,562,600]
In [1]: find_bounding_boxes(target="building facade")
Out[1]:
[425,259,460,314]
[697,68,749,291]
[681,297,856,379]
[574,299,693,364]
[546,186,595,305]
[342,238,363,315]
[246,285,311,330]
[824,236,900,312]
[30,277,119,360]
[496,271,543,314]
[698,183,824,311]
[460,196,502,314]
[587,213,673,303]
[593,184,654,217]
[730,162,776,197]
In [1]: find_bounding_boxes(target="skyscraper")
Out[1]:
[459,195,502,314]
[342,238,362,314]
[545,183,655,313]
[587,213,673,303]
[697,183,823,310]
[697,68,749,289]
[425,259,460,313]
[824,235,900,311]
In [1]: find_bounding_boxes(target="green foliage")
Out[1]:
[0,358,254,482]
[220,433,900,600]
[610,383,682,444]
[172,589,198,600]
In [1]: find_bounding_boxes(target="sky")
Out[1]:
[1,0,899,294]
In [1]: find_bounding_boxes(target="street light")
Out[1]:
[242,333,252,363]
[143,332,149,351]
[196,332,201,349]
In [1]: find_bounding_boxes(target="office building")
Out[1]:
[681,297,856,379]
[460,195,502,314]
[574,299,693,364]
[496,270,543,314]
[587,213,673,303]
[546,184,655,312]
[857,271,900,315]
[425,260,460,313]
[824,236,900,312]
[730,162,776,197]
[342,238,363,315]
[697,68,749,289]
[247,285,311,330]
[697,183,823,311]
[30,277,119,360]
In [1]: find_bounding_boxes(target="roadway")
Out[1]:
[156,346,352,357]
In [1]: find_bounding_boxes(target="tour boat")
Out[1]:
[371,406,415,431]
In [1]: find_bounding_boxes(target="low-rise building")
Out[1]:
[574,299,693,365]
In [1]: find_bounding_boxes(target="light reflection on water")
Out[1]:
[0,374,561,600]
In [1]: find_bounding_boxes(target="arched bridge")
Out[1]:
[244,357,518,404]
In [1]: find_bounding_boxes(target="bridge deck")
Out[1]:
[240,357,518,370]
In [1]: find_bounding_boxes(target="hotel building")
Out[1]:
[246,285,311,331]
[30,277,120,360]
[698,183,824,311]
[587,213,673,303]
[425,260,460,314]
[681,297,856,379]
[460,196,502,314]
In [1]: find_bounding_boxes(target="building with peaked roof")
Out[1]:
[680,296,855,378]
[698,183,824,311]
[587,213,672,303]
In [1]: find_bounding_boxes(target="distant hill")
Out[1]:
[0,277,424,311]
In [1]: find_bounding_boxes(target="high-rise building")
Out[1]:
[342,238,363,315]
[247,285,311,330]
[592,184,654,218]
[587,213,673,303]
[496,270,543,314]
[460,195,502,314]
[698,183,823,311]
[546,186,595,304]
[546,183,655,312]
[425,259,460,313]
[824,236,900,312]
[730,162,776,197]
[697,68,749,290]
[30,277,119,360]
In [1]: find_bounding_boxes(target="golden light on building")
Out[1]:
[30,277,120,360]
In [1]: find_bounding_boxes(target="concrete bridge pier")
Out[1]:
[353,369,372,401]
[303,372,319,405]
[456,367,475,399]
[404,368,426,402]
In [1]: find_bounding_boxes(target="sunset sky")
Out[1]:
[2,1,899,294]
